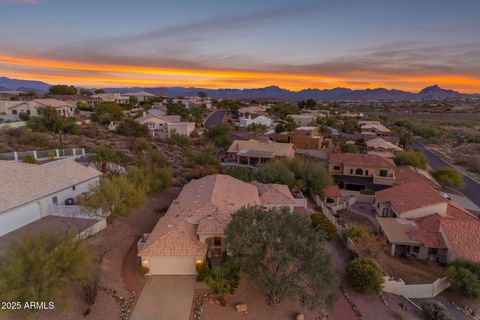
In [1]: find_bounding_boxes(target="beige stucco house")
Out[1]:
[227,138,295,166]
[138,174,302,275]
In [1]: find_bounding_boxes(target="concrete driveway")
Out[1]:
[131,276,196,320]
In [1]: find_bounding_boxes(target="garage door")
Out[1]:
[148,257,196,275]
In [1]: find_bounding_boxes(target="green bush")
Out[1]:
[22,155,37,164]
[168,133,191,146]
[225,166,254,182]
[187,149,219,166]
[447,259,480,298]
[421,300,452,320]
[359,188,374,195]
[341,143,359,153]
[393,151,427,169]
[116,119,149,137]
[18,112,30,121]
[196,262,210,282]
[19,131,51,148]
[311,213,337,241]
[138,265,150,277]
[346,258,384,294]
[343,225,369,240]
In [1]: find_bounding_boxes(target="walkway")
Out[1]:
[131,276,196,320]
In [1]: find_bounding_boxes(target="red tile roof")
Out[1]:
[375,180,447,214]
[329,153,395,168]
[440,218,480,262]
[324,185,342,198]
[394,166,440,189]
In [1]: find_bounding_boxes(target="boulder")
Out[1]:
[295,313,305,320]
[235,303,248,313]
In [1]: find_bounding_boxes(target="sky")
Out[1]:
[1,0,480,92]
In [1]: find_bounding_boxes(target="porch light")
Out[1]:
[196,259,204,265]
[142,259,149,267]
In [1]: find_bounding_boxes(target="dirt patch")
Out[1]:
[190,276,332,320]
[376,250,445,284]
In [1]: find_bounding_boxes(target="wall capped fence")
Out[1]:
[383,276,450,299]
[0,148,85,162]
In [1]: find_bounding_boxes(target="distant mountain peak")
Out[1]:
[418,85,461,97]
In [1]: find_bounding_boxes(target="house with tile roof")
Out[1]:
[135,111,194,138]
[0,159,103,237]
[0,98,75,118]
[290,126,330,150]
[138,174,301,275]
[227,138,295,166]
[328,153,396,191]
[375,180,480,262]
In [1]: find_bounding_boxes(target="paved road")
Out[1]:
[412,141,480,207]
[131,276,195,320]
[204,110,226,128]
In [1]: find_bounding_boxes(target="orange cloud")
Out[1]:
[1,53,480,92]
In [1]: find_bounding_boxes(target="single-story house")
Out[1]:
[227,138,296,166]
[138,174,302,275]
[126,91,155,102]
[0,159,103,237]
[238,115,273,128]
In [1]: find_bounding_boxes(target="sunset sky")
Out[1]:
[1,0,480,92]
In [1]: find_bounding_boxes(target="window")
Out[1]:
[355,168,363,175]
[26,110,30,115]
[52,196,58,205]
[365,170,369,176]
[429,248,438,255]
[380,170,388,177]
[350,169,353,174]
[333,165,340,171]
[412,246,420,254]
[12,110,17,115]
[72,185,76,191]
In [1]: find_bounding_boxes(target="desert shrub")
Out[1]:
[341,143,359,153]
[196,262,210,282]
[18,112,30,121]
[138,265,150,277]
[187,148,219,166]
[394,120,448,144]
[82,272,100,306]
[311,213,337,241]
[168,133,191,146]
[213,134,232,147]
[431,167,465,189]
[133,137,151,152]
[22,155,37,164]
[421,300,452,320]
[393,151,427,169]
[466,132,480,144]
[116,119,149,137]
[447,259,480,298]
[225,166,254,182]
[255,160,295,187]
[19,131,51,148]
[346,258,384,294]
[343,225,369,240]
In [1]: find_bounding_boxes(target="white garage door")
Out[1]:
[148,256,196,275]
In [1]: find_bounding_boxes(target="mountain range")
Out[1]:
[1,76,478,101]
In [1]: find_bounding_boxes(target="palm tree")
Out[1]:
[205,264,240,306]
[89,146,117,173]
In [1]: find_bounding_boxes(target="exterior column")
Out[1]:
[247,157,250,166]
[33,150,38,160]
[390,244,396,256]
[56,149,60,158]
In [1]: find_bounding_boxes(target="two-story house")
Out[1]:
[290,126,330,150]
[328,153,396,191]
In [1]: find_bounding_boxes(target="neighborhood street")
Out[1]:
[412,141,480,207]
[204,110,226,128]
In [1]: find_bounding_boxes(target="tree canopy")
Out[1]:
[341,143,359,153]
[79,175,145,222]
[49,84,78,95]
[431,167,465,189]
[0,232,89,307]
[27,107,79,144]
[393,151,427,169]
[225,206,337,307]
[91,102,125,124]
[447,259,480,298]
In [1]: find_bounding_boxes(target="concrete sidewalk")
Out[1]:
[131,276,195,320]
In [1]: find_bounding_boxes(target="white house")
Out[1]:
[167,122,195,137]
[239,115,273,128]
[126,91,155,102]
[91,93,130,104]
[0,159,103,237]
[0,99,75,118]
